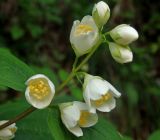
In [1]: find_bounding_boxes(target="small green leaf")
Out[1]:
[10,25,25,40]
[58,69,69,81]
[27,24,43,38]
[0,48,35,91]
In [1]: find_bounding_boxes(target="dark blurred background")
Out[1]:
[0,0,160,140]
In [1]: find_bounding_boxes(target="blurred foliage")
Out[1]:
[0,0,160,140]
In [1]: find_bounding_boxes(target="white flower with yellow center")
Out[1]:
[83,74,121,113]
[109,42,133,63]
[92,1,110,28]
[25,74,55,109]
[0,120,17,140]
[59,101,98,137]
[70,15,99,57]
[110,24,139,45]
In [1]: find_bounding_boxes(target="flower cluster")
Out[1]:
[0,1,138,139]
[59,74,121,136]
[70,1,138,63]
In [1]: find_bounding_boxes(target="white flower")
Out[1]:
[0,121,17,140]
[25,74,55,109]
[83,74,121,113]
[59,101,98,137]
[92,1,110,28]
[110,24,139,45]
[70,15,99,57]
[109,42,133,63]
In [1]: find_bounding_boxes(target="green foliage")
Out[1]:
[0,48,35,91]
[10,25,25,40]
[0,98,53,140]
[0,97,122,140]
[148,130,160,140]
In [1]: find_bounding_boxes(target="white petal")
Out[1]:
[110,24,139,45]
[96,1,109,17]
[68,125,83,137]
[104,81,121,97]
[25,74,50,85]
[25,87,54,109]
[73,101,88,110]
[71,31,99,56]
[81,15,98,31]
[70,20,80,44]
[60,104,80,128]
[87,78,109,100]
[79,113,98,128]
[96,98,116,112]
[109,42,133,63]
[83,86,96,113]
[0,129,12,138]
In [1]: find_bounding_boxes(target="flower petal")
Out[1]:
[79,113,98,128]
[60,104,80,128]
[87,78,109,100]
[81,15,98,31]
[104,81,121,97]
[68,125,83,137]
[96,98,116,112]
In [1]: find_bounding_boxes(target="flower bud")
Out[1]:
[0,120,17,140]
[25,74,55,109]
[92,1,110,28]
[110,24,139,45]
[59,101,98,137]
[109,42,133,63]
[83,74,121,113]
[70,15,99,57]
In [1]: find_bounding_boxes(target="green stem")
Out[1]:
[0,38,102,130]
[72,56,78,71]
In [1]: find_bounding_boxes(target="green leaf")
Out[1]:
[0,95,122,140]
[31,66,60,87]
[48,108,66,140]
[148,130,160,140]
[0,48,35,91]
[78,117,122,140]
[10,25,25,40]
[69,86,83,100]
[58,69,69,81]
[27,24,44,38]
[0,98,53,140]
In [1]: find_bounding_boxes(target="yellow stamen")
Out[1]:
[92,92,112,107]
[78,111,90,126]
[75,24,93,36]
[9,127,17,133]
[28,78,51,100]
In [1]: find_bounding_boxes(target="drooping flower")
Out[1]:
[70,15,99,57]
[83,74,121,113]
[92,1,110,28]
[109,42,133,63]
[25,74,55,109]
[59,101,98,137]
[110,24,139,45]
[0,121,17,140]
